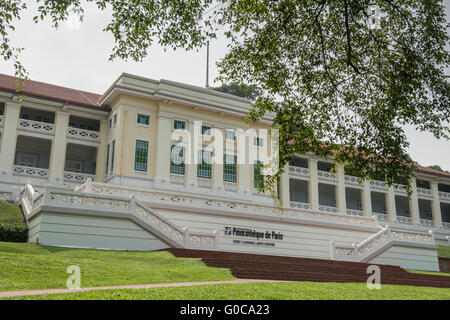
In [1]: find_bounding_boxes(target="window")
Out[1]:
[225,130,236,141]
[170,146,185,175]
[254,160,264,188]
[105,144,110,175]
[113,113,117,125]
[109,118,112,129]
[134,140,149,172]
[137,114,150,126]
[111,140,115,173]
[17,153,37,167]
[201,125,211,136]
[197,150,212,179]
[65,160,83,173]
[174,120,186,130]
[224,155,237,183]
[254,137,263,147]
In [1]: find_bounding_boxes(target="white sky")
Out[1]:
[0,1,449,171]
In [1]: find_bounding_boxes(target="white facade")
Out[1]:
[1,73,449,272]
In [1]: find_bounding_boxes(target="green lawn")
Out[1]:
[7,281,450,300]
[0,241,234,292]
[0,200,26,227]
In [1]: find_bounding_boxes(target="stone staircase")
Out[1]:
[168,248,450,288]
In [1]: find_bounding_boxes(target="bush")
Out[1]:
[0,223,28,242]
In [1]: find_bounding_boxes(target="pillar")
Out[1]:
[430,181,443,228]
[280,164,290,208]
[0,102,21,175]
[309,158,319,211]
[95,119,108,182]
[387,186,397,223]
[154,114,172,185]
[337,164,347,214]
[363,180,373,216]
[49,111,70,184]
[410,177,421,225]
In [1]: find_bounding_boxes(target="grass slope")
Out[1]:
[0,242,234,292]
[7,282,450,300]
[438,245,450,259]
[0,200,26,227]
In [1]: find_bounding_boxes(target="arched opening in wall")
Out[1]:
[371,191,387,215]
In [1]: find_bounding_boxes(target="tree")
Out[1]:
[211,82,261,101]
[1,0,449,192]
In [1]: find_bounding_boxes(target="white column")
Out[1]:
[309,158,319,211]
[95,119,108,182]
[154,115,172,185]
[0,102,21,175]
[430,181,443,228]
[387,186,397,223]
[212,127,224,191]
[363,180,373,216]
[49,111,70,184]
[336,164,347,214]
[410,177,421,225]
[186,120,198,188]
[280,164,290,208]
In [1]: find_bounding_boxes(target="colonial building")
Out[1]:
[1,73,449,272]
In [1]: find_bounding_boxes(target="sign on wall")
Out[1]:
[224,226,284,247]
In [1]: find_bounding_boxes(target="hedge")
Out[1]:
[0,223,28,242]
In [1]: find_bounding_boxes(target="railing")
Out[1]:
[393,183,408,195]
[396,216,413,225]
[18,118,54,134]
[64,171,96,183]
[443,222,450,230]
[369,179,388,191]
[13,165,48,178]
[317,170,336,182]
[319,205,338,214]
[373,213,389,223]
[289,166,309,178]
[20,185,217,250]
[344,175,362,186]
[345,209,364,217]
[67,127,100,142]
[76,180,378,227]
[289,201,311,210]
[419,219,435,228]
[440,191,450,202]
[331,225,434,262]
[417,187,433,199]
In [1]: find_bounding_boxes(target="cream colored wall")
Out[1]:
[107,94,273,192]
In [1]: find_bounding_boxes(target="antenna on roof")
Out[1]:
[205,41,210,88]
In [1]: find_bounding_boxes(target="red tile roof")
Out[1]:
[0,73,108,111]
[415,165,450,179]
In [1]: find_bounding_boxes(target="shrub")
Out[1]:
[0,223,28,242]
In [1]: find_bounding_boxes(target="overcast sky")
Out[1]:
[0,1,449,171]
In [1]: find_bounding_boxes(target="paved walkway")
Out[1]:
[0,279,285,298]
